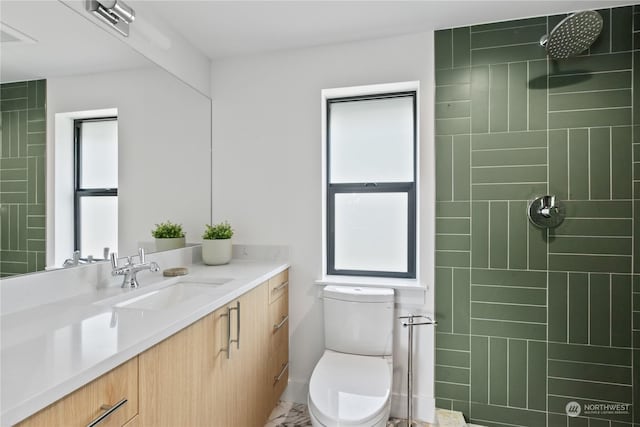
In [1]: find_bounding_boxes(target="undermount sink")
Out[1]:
[99,278,233,311]
[177,277,233,286]
[114,283,214,310]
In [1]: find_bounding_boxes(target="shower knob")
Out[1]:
[527,195,565,229]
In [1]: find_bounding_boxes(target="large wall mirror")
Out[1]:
[0,1,212,277]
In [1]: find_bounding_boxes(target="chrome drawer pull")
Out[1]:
[221,309,231,359]
[271,281,288,293]
[273,362,289,385]
[273,315,289,331]
[87,398,127,427]
[229,301,240,350]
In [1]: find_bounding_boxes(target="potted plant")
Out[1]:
[152,221,186,252]
[202,221,233,265]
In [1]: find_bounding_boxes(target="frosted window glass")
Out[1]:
[80,121,118,188]
[334,193,407,272]
[329,96,413,183]
[80,196,118,259]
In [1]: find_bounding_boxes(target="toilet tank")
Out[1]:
[323,285,394,356]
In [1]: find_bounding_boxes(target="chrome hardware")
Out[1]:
[399,314,437,327]
[222,301,241,359]
[229,301,240,350]
[87,0,135,37]
[399,314,436,427]
[110,248,160,288]
[272,281,288,293]
[222,309,231,359]
[273,315,289,332]
[273,362,289,385]
[63,250,81,268]
[528,195,565,229]
[86,398,127,427]
[64,247,111,268]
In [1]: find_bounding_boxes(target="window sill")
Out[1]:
[315,275,426,291]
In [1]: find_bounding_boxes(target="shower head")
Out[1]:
[540,10,603,59]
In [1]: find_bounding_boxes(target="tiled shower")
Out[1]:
[0,80,46,277]
[434,5,639,426]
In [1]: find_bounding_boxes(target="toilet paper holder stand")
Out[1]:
[398,314,437,427]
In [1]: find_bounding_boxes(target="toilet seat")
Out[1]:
[308,350,392,426]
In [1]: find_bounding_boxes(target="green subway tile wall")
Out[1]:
[0,80,46,277]
[434,6,640,426]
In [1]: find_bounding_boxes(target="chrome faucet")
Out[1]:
[110,248,160,288]
[63,247,111,267]
[63,250,81,268]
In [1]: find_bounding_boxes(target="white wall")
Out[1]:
[47,66,211,264]
[61,0,212,97]
[211,32,436,421]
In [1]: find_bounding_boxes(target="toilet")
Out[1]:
[308,285,394,427]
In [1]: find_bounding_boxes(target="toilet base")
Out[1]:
[308,396,391,427]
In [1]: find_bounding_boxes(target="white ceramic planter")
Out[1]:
[202,239,232,265]
[155,237,186,252]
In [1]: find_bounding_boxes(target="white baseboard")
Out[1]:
[390,393,436,424]
[280,378,308,404]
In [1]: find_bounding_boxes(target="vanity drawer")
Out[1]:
[271,359,288,405]
[268,269,288,303]
[269,290,289,336]
[271,310,289,357]
[18,357,138,427]
[268,339,289,407]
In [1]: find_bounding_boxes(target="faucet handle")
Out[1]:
[149,261,160,273]
[110,252,118,269]
[138,248,146,263]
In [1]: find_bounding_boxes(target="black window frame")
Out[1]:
[73,117,118,254]
[326,91,417,279]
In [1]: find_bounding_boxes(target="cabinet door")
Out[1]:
[222,282,269,427]
[138,308,224,426]
[17,357,138,427]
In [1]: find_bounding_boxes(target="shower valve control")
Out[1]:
[528,195,565,229]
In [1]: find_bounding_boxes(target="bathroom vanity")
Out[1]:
[1,249,289,427]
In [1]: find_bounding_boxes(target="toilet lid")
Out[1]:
[309,351,391,426]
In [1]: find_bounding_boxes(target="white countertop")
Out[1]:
[0,259,289,426]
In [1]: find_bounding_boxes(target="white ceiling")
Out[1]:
[135,0,637,60]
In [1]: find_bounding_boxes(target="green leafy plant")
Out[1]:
[151,221,185,238]
[203,221,234,240]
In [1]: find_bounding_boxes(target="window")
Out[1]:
[74,117,118,259]
[325,90,417,278]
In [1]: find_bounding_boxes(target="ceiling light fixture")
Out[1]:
[86,0,135,37]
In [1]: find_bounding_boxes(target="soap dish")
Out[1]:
[163,267,189,277]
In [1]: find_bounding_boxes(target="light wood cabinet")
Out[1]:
[267,271,289,412]
[268,269,288,304]
[17,357,138,427]
[138,306,223,426]
[16,269,289,427]
[122,415,140,427]
[222,282,269,427]
[138,270,288,427]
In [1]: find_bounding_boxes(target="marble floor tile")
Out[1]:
[265,401,311,427]
[265,402,471,427]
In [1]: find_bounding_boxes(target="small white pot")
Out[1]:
[202,239,232,265]
[155,237,186,252]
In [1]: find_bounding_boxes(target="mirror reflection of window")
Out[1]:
[73,118,118,260]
